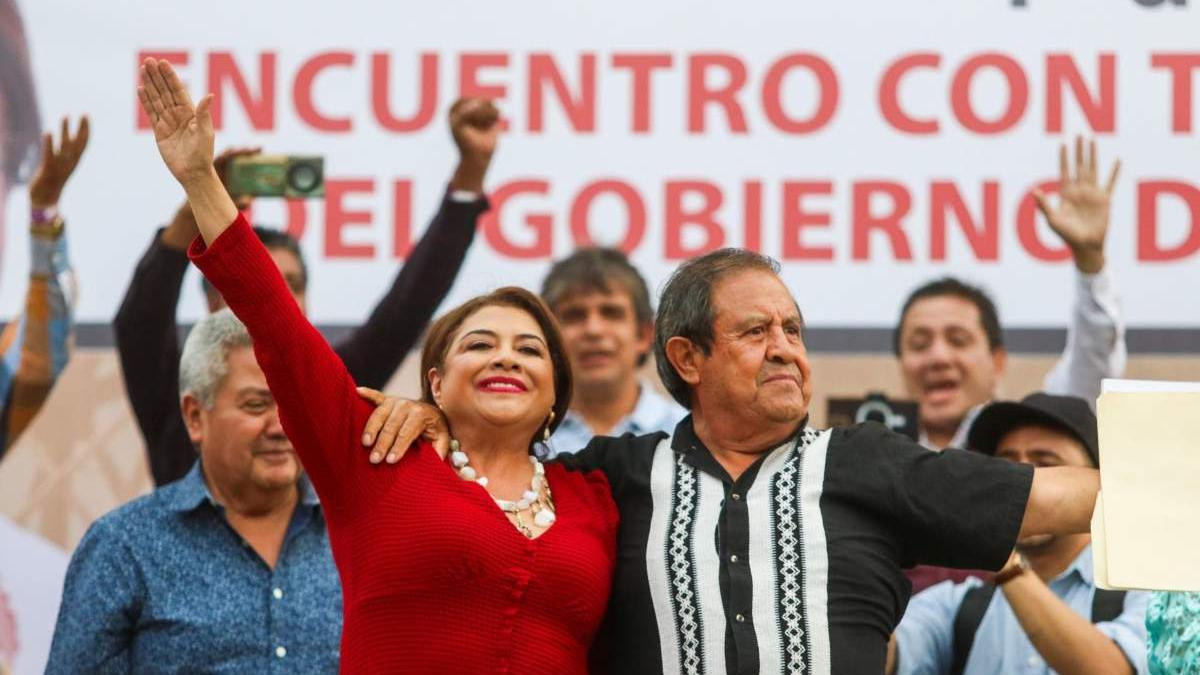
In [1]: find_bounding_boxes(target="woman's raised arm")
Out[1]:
[138,58,237,245]
[137,58,390,515]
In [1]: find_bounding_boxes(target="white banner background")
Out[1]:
[2,0,1199,328]
[2,4,1200,672]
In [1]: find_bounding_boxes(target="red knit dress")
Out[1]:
[191,214,619,674]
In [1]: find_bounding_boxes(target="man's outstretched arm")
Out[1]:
[336,98,498,388]
[1019,466,1100,539]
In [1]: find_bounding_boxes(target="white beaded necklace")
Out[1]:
[449,440,556,537]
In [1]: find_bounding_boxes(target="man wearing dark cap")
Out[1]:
[888,393,1149,675]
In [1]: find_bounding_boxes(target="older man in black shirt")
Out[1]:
[364,248,1103,675]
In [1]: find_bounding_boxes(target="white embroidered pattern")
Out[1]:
[774,428,820,674]
[668,456,702,674]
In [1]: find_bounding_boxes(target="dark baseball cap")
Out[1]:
[967,392,1099,467]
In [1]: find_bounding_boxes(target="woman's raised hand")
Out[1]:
[137,57,215,187]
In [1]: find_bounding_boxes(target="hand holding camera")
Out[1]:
[226,154,325,199]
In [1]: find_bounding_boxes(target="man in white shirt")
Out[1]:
[896,138,1125,593]
[895,137,1125,452]
[540,248,685,456]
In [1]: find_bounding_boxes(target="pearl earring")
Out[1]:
[543,410,556,443]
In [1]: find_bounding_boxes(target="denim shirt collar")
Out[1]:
[164,460,320,513]
[1052,544,1094,587]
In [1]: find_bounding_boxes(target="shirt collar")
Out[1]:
[163,462,214,513]
[669,414,809,455]
[668,414,810,485]
[626,385,676,434]
[919,402,986,450]
[559,382,678,437]
[1053,544,1095,586]
[163,461,321,513]
[669,414,702,455]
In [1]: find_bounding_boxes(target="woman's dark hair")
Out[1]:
[420,287,572,452]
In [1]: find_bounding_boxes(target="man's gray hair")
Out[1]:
[179,308,253,408]
[654,248,783,409]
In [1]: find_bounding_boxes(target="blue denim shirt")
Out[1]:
[46,462,342,673]
[546,384,686,458]
[896,546,1148,675]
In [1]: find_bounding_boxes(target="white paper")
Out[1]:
[1102,378,1200,394]
[1094,385,1200,591]
[1090,491,1110,590]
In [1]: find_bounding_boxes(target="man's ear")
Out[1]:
[664,336,702,387]
[181,394,206,447]
[991,346,1009,380]
[635,321,655,356]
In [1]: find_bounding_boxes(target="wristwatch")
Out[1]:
[994,553,1030,586]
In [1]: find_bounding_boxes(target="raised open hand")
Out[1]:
[137,57,215,186]
[29,116,90,209]
[1033,136,1120,274]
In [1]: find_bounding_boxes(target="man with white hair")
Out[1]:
[46,310,341,672]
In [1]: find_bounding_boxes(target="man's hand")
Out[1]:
[448,98,500,194]
[28,116,90,209]
[356,387,451,463]
[215,146,262,209]
[138,58,216,188]
[1033,136,1120,275]
[161,146,261,251]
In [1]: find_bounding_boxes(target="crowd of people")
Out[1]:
[0,27,1198,675]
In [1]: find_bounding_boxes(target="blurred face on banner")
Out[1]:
[0,585,14,673]
[553,288,652,396]
[3,0,39,272]
[898,294,1007,436]
[0,92,8,240]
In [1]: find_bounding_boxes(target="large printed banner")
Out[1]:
[2,0,1199,328]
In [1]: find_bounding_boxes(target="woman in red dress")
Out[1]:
[136,58,617,674]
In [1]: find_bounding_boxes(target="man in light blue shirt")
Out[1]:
[540,248,685,457]
[550,377,682,455]
[889,393,1148,675]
